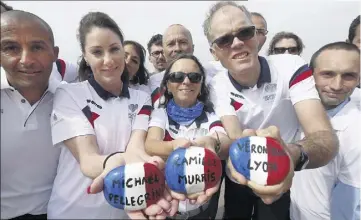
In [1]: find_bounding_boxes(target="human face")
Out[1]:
[163,25,194,63]
[351,24,360,49]
[209,6,259,83]
[149,44,166,72]
[273,38,299,55]
[83,27,125,93]
[1,18,58,91]
[313,49,360,109]
[167,58,202,108]
[124,44,140,79]
[251,15,267,51]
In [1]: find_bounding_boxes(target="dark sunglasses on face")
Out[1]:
[273,47,299,55]
[168,72,203,83]
[211,26,256,48]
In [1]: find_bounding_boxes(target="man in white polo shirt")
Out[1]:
[291,42,360,220]
[203,1,339,220]
[1,10,62,219]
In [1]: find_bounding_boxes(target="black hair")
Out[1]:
[147,34,163,54]
[77,11,129,83]
[309,41,360,70]
[267,31,305,55]
[159,54,214,112]
[1,1,13,12]
[348,15,360,43]
[124,40,149,85]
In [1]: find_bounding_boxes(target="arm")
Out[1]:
[288,62,338,169]
[331,180,360,220]
[193,131,232,160]
[289,99,339,168]
[145,126,175,159]
[220,115,243,141]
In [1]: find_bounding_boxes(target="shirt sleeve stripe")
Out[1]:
[209,120,224,131]
[138,105,153,116]
[289,64,313,88]
[151,87,162,105]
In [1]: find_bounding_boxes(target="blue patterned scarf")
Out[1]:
[167,99,204,126]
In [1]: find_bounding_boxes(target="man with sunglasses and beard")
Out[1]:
[203,1,338,220]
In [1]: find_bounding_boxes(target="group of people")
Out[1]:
[1,1,360,220]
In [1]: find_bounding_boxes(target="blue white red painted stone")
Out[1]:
[165,146,222,194]
[229,136,290,186]
[103,162,165,211]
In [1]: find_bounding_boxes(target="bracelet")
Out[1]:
[103,152,122,169]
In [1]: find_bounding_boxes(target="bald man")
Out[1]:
[1,10,62,220]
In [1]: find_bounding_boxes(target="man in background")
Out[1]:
[251,12,268,52]
[147,34,166,76]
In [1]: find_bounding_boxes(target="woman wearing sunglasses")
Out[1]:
[145,54,231,219]
[267,31,305,56]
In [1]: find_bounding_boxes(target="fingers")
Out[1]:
[89,174,105,194]
[169,189,186,201]
[186,191,203,200]
[155,198,171,213]
[242,129,257,137]
[147,156,165,170]
[167,199,179,217]
[227,158,247,185]
[127,211,148,219]
[143,204,163,216]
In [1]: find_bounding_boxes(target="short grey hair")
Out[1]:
[202,1,253,44]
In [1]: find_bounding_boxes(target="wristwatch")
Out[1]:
[293,143,309,171]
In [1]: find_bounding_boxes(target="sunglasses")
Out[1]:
[273,47,299,55]
[168,72,203,83]
[211,26,256,48]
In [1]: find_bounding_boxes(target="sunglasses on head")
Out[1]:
[167,72,203,83]
[273,47,299,55]
[211,26,256,48]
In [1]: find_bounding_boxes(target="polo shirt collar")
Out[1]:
[88,76,130,100]
[168,110,209,130]
[228,56,271,92]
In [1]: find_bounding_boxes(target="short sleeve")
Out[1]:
[51,85,95,146]
[133,93,152,131]
[148,108,167,131]
[63,61,79,83]
[288,57,320,105]
[209,75,237,117]
[206,112,227,136]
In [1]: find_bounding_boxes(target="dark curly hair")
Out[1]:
[124,40,149,85]
[267,31,305,55]
[158,54,214,113]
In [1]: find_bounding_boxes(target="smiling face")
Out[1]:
[166,58,203,108]
[1,16,58,91]
[313,49,360,109]
[83,27,125,92]
[209,6,259,84]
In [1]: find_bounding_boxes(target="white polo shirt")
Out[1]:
[350,87,360,109]
[129,83,151,94]
[50,58,79,83]
[1,68,62,219]
[209,55,320,181]
[149,107,226,213]
[290,101,360,220]
[48,77,152,219]
[149,62,221,109]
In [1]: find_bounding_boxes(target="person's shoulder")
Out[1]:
[129,87,150,102]
[210,68,228,85]
[267,54,307,71]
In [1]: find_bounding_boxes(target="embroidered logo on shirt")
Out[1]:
[86,99,102,109]
[264,83,277,93]
[128,104,138,112]
[82,106,99,128]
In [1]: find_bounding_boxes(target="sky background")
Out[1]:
[4,0,360,72]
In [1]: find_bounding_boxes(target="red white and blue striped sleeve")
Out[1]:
[289,64,320,105]
[207,112,227,135]
[133,93,153,131]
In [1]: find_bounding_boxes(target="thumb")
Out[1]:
[89,172,106,194]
